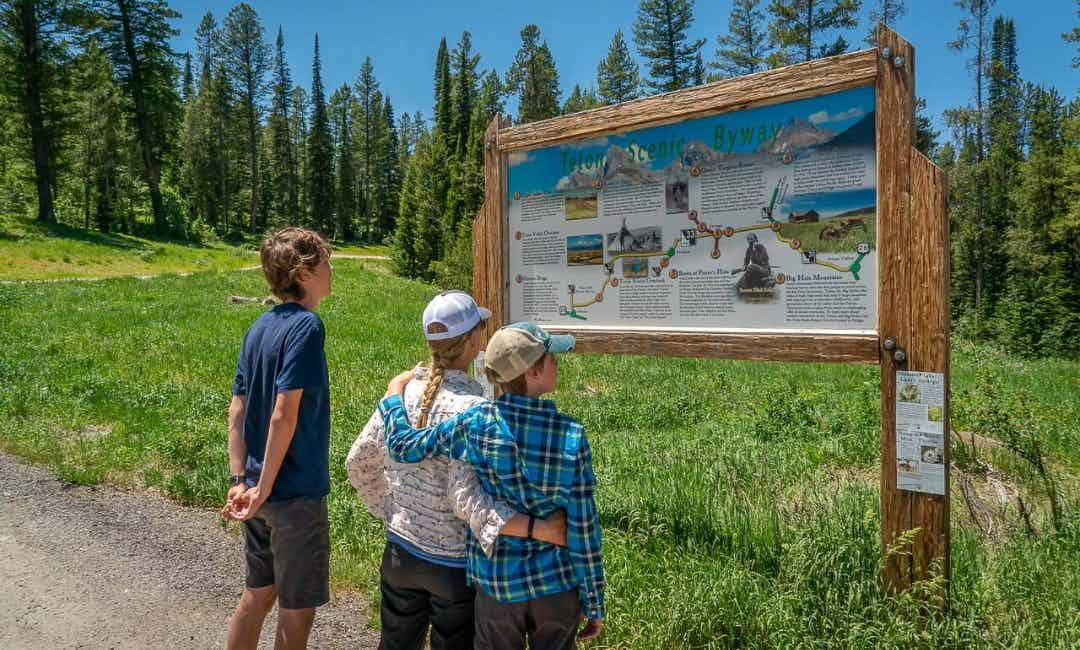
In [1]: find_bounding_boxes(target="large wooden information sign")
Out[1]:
[472,26,949,594]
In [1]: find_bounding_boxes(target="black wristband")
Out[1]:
[527,515,536,540]
[230,474,246,487]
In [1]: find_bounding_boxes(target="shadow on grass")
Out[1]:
[1,217,260,252]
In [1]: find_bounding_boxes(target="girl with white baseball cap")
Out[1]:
[346,291,567,649]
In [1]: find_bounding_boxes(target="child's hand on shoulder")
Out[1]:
[384,368,416,397]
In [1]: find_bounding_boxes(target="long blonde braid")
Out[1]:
[415,322,477,428]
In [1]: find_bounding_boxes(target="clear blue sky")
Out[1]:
[171,0,1078,135]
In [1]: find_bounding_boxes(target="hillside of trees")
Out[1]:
[1,0,1076,356]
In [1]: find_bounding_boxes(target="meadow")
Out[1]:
[0,216,385,281]
[0,260,1077,648]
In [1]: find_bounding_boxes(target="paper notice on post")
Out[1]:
[895,370,946,495]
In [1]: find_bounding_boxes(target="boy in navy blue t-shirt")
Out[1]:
[222,227,333,649]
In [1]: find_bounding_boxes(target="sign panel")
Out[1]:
[507,86,877,333]
[895,370,947,495]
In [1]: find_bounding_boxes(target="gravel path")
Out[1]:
[0,454,377,649]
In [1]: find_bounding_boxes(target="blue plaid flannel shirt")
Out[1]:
[377,392,606,620]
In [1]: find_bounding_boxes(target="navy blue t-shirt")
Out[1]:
[232,303,330,502]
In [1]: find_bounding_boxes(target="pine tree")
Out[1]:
[180,64,221,228]
[983,16,1021,315]
[181,52,194,103]
[1065,0,1079,68]
[864,0,906,46]
[633,0,706,93]
[999,86,1076,355]
[691,51,705,85]
[505,24,560,123]
[289,85,308,220]
[222,3,270,232]
[948,0,996,333]
[393,131,449,279]
[397,112,412,165]
[330,84,354,240]
[194,11,218,79]
[306,34,333,234]
[209,62,239,232]
[562,84,601,114]
[100,0,182,234]
[464,70,501,215]
[73,37,126,232]
[766,0,860,64]
[712,0,770,78]
[597,29,640,105]
[433,37,452,143]
[0,0,80,223]
[268,26,297,224]
[378,95,400,240]
[450,31,479,156]
[352,56,380,240]
[914,97,939,157]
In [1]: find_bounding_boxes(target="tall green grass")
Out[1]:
[0,261,1076,648]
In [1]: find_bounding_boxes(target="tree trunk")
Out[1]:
[116,0,165,234]
[248,102,258,232]
[18,1,55,224]
[974,6,986,336]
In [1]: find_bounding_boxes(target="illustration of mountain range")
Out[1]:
[815,111,875,149]
[552,109,877,191]
[555,144,661,191]
[758,117,837,154]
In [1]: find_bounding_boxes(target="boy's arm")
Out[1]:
[377,394,486,463]
[222,395,248,515]
[565,433,605,622]
[227,395,247,478]
[232,389,303,520]
[345,409,391,521]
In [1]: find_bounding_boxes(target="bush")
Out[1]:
[429,220,474,291]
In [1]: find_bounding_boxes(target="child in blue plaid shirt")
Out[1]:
[379,322,605,649]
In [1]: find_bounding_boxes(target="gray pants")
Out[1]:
[473,588,580,650]
[242,497,330,610]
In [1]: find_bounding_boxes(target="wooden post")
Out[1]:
[909,150,950,586]
[877,25,950,594]
[876,24,916,593]
[474,114,509,344]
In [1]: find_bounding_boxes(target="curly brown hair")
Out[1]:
[259,228,331,301]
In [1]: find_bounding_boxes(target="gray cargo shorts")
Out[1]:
[242,496,330,610]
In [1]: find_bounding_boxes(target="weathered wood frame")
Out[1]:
[473,26,948,594]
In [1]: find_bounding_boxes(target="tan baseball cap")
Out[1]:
[484,322,575,383]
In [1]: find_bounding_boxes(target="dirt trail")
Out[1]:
[0,454,376,649]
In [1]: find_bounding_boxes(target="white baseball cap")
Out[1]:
[422,291,492,341]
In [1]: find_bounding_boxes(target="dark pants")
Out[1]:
[379,542,474,650]
[473,587,580,650]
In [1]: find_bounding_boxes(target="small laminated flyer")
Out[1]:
[895,370,946,495]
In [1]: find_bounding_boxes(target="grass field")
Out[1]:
[0,216,387,281]
[1,261,1077,648]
